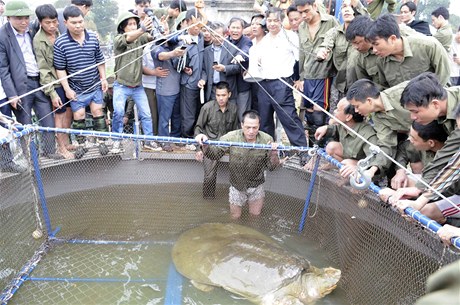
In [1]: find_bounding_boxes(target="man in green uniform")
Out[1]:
[34,4,74,159]
[316,0,367,102]
[366,14,451,88]
[365,0,396,20]
[400,72,460,195]
[194,81,238,199]
[392,120,448,189]
[347,79,412,181]
[196,110,281,219]
[295,0,338,132]
[310,98,378,179]
[345,15,383,89]
[431,6,453,52]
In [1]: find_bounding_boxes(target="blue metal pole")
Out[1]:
[29,277,165,283]
[19,125,312,153]
[164,263,182,305]
[298,155,322,233]
[29,141,53,236]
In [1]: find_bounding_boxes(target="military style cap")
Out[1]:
[4,0,34,17]
[116,11,139,29]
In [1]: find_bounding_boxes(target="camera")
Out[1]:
[144,8,165,38]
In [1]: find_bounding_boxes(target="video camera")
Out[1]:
[144,8,165,38]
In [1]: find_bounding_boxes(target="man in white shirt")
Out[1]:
[450,26,460,86]
[254,7,307,164]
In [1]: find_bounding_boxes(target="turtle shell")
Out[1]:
[172,223,311,300]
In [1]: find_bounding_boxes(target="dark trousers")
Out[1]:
[202,156,218,198]
[180,86,200,138]
[144,87,158,135]
[257,79,307,147]
[13,78,56,155]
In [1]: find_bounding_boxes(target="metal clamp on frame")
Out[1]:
[350,145,380,190]
[308,144,319,157]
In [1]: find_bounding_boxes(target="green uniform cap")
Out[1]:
[117,11,139,29]
[4,0,33,17]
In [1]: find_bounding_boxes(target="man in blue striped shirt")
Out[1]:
[54,5,108,157]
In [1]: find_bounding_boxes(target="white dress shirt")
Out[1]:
[257,29,299,79]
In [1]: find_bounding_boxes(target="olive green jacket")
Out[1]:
[367,0,396,20]
[298,12,338,80]
[204,130,278,191]
[114,32,151,87]
[417,87,460,191]
[33,28,60,100]
[369,81,412,174]
[194,100,239,140]
[376,35,451,88]
[325,121,378,160]
[433,23,453,52]
[348,49,385,90]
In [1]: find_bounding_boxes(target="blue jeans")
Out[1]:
[70,88,103,112]
[157,93,181,137]
[112,82,153,135]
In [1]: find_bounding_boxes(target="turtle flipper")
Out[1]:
[191,280,215,292]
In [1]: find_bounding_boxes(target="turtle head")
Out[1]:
[298,266,341,302]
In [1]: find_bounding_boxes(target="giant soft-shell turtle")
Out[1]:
[172,223,341,304]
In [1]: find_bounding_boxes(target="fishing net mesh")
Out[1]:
[1,130,459,305]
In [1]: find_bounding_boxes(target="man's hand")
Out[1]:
[269,141,279,155]
[8,96,20,109]
[339,163,357,178]
[154,67,169,78]
[213,64,225,72]
[140,16,153,32]
[173,47,186,57]
[179,34,194,45]
[197,79,206,89]
[378,187,396,204]
[65,89,77,101]
[51,95,63,109]
[363,166,378,181]
[101,79,108,93]
[314,125,328,141]
[392,186,422,201]
[195,150,204,162]
[293,80,303,91]
[391,168,408,189]
[195,133,209,145]
[437,224,460,246]
[231,55,245,64]
[316,48,329,61]
[183,67,193,75]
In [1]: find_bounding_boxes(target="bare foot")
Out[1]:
[303,156,316,171]
[58,149,75,160]
[66,144,78,151]
[336,176,349,187]
[319,163,334,171]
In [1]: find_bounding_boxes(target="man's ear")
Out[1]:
[345,113,353,122]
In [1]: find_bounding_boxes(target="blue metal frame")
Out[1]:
[298,155,322,232]
[29,141,53,237]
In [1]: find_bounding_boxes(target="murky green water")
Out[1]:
[10,184,347,304]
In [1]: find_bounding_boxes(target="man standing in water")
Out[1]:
[196,110,281,219]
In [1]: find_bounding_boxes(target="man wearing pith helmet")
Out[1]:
[0,0,59,159]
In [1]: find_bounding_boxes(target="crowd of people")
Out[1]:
[0,0,459,229]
